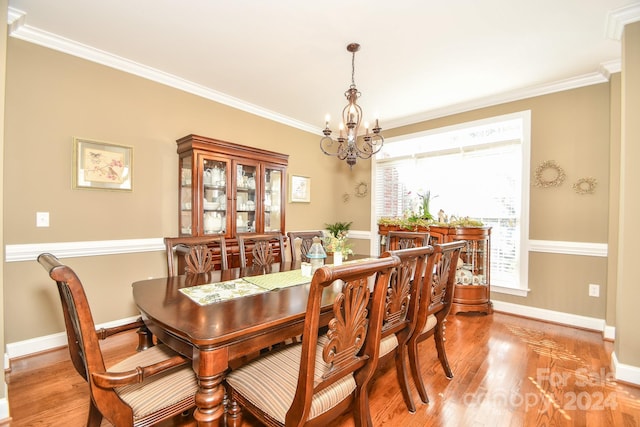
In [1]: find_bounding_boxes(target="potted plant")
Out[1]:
[324,221,354,261]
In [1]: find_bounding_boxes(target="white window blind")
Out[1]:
[374,112,530,291]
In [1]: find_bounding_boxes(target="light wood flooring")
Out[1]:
[6,312,640,426]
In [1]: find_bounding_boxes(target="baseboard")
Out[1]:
[5,315,140,361]
[611,351,640,386]
[492,300,610,335]
[603,324,616,341]
[0,398,9,424]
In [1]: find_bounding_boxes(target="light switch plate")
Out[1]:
[36,212,49,227]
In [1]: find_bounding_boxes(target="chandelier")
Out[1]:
[320,43,384,168]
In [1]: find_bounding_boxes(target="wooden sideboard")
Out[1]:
[378,224,493,315]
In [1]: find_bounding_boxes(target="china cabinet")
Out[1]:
[429,226,492,315]
[176,134,288,240]
[378,224,492,314]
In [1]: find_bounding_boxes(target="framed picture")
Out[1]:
[289,175,311,203]
[73,137,133,191]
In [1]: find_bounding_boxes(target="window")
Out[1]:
[372,111,530,295]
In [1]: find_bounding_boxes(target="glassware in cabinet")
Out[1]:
[235,162,257,233]
[179,155,193,235]
[264,166,283,232]
[202,158,228,235]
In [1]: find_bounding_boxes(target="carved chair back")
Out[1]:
[237,232,285,268]
[378,245,434,412]
[380,245,434,336]
[407,240,466,404]
[385,231,430,251]
[164,235,228,276]
[287,230,324,263]
[421,241,465,319]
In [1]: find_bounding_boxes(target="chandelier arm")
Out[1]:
[354,134,384,159]
[320,136,347,157]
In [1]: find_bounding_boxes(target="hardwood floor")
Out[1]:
[6,312,640,426]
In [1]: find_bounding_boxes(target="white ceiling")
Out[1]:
[7,1,640,134]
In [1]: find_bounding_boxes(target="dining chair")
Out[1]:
[384,230,431,251]
[225,256,400,427]
[164,235,228,276]
[37,253,198,427]
[406,240,466,404]
[378,245,434,413]
[287,230,324,263]
[237,232,286,268]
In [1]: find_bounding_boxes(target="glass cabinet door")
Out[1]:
[179,155,193,235]
[202,158,228,236]
[235,161,258,233]
[455,238,489,285]
[264,166,283,232]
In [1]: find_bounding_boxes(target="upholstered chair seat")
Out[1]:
[225,336,356,424]
[109,344,199,423]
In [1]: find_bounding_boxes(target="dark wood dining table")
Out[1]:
[132,258,362,426]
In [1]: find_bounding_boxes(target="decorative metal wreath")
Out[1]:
[534,160,566,188]
[354,182,368,197]
[572,177,597,195]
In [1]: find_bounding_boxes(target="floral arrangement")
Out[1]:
[378,188,483,229]
[377,215,483,229]
[324,221,354,258]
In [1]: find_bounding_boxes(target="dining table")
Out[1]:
[132,256,373,426]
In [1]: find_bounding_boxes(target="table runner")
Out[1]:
[179,258,379,304]
[179,278,267,305]
[242,269,311,290]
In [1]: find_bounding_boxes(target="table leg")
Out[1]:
[193,348,229,426]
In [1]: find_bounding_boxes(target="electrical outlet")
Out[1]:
[36,212,49,227]
[589,283,600,297]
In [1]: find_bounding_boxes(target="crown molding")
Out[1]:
[385,71,611,130]
[6,6,631,136]
[606,3,640,40]
[599,59,622,78]
[6,8,318,135]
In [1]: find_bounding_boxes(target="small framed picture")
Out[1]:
[73,137,133,191]
[289,175,311,203]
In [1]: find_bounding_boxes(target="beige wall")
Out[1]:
[607,72,621,329]
[2,39,344,342]
[0,0,7,405]
[367,84,612,319]
[616,21,640,367]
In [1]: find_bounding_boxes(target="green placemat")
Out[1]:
[179,278,267,305]
[242,269,311,290]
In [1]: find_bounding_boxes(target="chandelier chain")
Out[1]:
[351,50,356,88]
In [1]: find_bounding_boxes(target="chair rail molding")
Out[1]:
[5,238,164,262]
[528,239,607,257]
